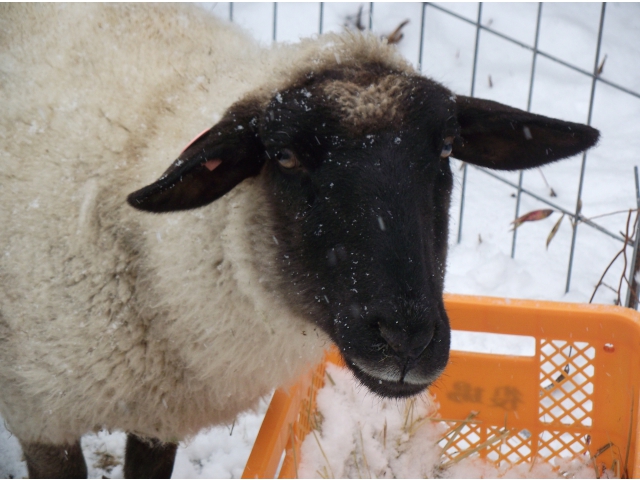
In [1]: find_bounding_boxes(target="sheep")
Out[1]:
[0,3,599,478]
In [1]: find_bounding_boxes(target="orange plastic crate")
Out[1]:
[242,294,640,478]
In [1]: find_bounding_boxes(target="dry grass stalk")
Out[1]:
[351,450,363,479]
[316,465,330,479]
[312,429,335,479]
[403,398,434,437]
[325,371,336,386]
[383,419,387,450]
[307,378,319,431]
[359,428,373,478]
[591,455,601,479]
[407,414,466,438]
[290,423,300,479]
[403,398,416,431]
[407,415,430,437]
[440,428,514,469]
[612,459,621,479]
[438,411,480,452]
[593,442,614,459]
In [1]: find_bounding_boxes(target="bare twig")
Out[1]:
[590,248,625,303]
[590,209,638,304]
[615,211,634,305]
[585,208,639,222]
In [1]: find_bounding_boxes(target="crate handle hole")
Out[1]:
[451,330,536,357]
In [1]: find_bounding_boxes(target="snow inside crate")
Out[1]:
[242,294,640,478]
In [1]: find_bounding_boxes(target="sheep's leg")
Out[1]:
[21,439,87,478]
[124,433,178,479]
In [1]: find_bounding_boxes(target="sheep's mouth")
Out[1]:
[345,358,433,398]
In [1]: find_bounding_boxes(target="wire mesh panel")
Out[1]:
[539,340,596,428]
[201,2,640,308]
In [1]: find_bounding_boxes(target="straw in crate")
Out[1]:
[243,295,640,478]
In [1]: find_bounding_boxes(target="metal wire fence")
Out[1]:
[214,2,640,308]
[423,3,639,308]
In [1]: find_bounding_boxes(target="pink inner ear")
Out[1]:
[181,128,210,154]
[204,159,222,171]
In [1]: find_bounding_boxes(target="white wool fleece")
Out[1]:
[0,3,412,445]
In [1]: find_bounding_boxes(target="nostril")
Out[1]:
[409,342,429,361]
[378,322,434,361]
[378,323,409,357]
[410,328,434,359]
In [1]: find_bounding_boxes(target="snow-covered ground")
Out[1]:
[1,3,639,478]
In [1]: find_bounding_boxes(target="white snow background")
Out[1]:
[1,2,639,478]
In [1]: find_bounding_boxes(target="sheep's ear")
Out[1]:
[452,96,599,171]
[127,105,264,213]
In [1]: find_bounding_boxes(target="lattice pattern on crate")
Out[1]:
[538,430,590,460]
[435,339,597,468]
[539,340,595,428]
[439,422,483,463]
[438,423,533,467]
[485,427,533,466]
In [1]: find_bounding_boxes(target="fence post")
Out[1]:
[625,167,640,309]
[511,3,543,259]
[565,2,606,293]
[457,2,483,244]
[418,3,427,73]
[272,3,278,42]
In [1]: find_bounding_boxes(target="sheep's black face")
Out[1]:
[127,55,599,399]
[261,66,456,398]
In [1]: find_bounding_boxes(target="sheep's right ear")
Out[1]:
[127,104,265,213]
[452,96,600,171]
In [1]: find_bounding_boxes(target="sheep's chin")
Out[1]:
[346,360,431,399]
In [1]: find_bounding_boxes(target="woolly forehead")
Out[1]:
[260,70,458,150]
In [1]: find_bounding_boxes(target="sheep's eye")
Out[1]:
[440,137,454,158]
[276,149,299,169]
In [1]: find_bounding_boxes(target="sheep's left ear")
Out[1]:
[127,103,265,213]
[452,96,599,171]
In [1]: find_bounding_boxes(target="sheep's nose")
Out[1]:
[379,323,434,371]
